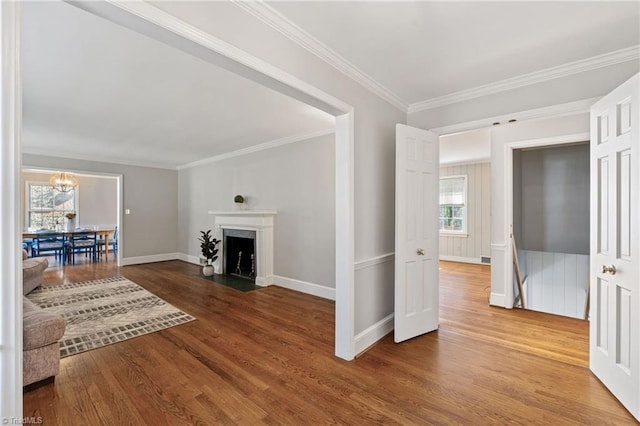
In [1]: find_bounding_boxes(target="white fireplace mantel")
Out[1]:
[207,211,277,286]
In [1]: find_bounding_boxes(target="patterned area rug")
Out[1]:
[27,276,195,358]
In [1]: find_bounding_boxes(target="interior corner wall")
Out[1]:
[177,133,335,289]
[489,112,590,308]
[21,170,118,230]
[152,2,408,344]
[22,154,178,258]
[439,162,490,263]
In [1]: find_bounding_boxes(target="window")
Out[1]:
[27,182,76,229]
[439,175,467,234]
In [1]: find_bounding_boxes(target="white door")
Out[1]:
[590,73,640,420]
[395,124,439,343]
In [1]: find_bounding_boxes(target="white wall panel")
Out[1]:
[523,250,589,319]
[439,162,490,262]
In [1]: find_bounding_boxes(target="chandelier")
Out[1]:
[48,172,78,193]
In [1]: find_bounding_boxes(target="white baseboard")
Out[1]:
[490,292,508,308]
[178,253,201,265]
[121,252,180,266]
[439,255,485,265]
[272,275,335,300]
[355,314,394,355]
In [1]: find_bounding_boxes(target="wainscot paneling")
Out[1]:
[522,250,589,319]
[439,162,491,263]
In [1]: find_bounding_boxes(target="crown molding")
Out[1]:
[431,97,599,136]
[177,128,335,170]
[231,0,409,112]
[410,45,640,113]
[22,147,178,170]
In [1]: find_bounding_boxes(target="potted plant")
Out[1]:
[234,194,245,210]
[65,212,77,231]
[199,229,219,277]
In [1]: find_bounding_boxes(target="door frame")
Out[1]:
[495,132,590,307]
[20,167,124,267]
[0,1,22,419]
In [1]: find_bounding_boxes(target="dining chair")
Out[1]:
[97,226,118,260]
[32,232,66,264]
[66,231,98,264]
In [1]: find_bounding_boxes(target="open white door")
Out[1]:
[590,73,640,420]
[395,124,439,343]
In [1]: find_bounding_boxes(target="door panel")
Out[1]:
[590,73,639,420]
[395,124,439,343]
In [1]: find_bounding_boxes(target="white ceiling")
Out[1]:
[21,1,335,169]
[269,1,640,104]
[21,1,640,169]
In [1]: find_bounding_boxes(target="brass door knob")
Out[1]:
[601,264,617,275]
[417,248,425,256]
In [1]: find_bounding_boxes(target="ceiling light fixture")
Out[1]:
[48,171,78,193]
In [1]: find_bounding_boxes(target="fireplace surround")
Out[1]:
[208,211,276,286]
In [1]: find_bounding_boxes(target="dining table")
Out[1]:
[23,228,116,260]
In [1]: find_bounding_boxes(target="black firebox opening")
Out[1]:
[223,229,256,282]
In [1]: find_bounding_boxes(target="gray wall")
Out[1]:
[439,162,491,261]
[178,133,335,288]
[22,154,178,258]
[21,170,117,229]
[152,1,407,341]
[514,143,590,254]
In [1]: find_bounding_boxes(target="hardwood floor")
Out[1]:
[23,259,634,424]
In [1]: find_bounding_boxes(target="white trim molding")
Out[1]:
[120,253,180,266]
[354,252,394,271]
[177,128,335,170]
[175,253,335,300]
[22,147,177,170]
[432,97,599,136]
[354,314,394,356]
[1,0,22,418]
[231,0,408,112]
[439,255,485,265]
[272,275,335,301]
[410,45,640,113]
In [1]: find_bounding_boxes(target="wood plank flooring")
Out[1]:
[23,259,634,424]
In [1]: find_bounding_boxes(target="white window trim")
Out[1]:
[439,174,468,236]
[25,180,79,230]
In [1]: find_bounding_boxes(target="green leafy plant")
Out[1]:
[199,230,219,263]
[234,194,245,204]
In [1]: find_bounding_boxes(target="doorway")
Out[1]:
[512,143,590,319]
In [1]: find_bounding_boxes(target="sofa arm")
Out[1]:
[23,298,65,351]
[22,257,48,295]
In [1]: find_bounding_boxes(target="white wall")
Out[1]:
[178,133,335,290]
[21,171,117,230]
[489,112,590,308]
[22,154,178,260]
[439,162,491,263]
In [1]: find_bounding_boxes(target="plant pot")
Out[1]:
[202,265,214,277]
[66,218,76,231]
